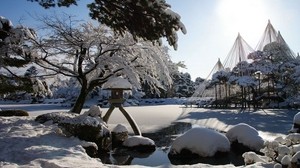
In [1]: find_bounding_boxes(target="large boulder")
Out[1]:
[122,136,156,152]
[226,123,264,153]
[169,127,230,157]
[35,111,111,151]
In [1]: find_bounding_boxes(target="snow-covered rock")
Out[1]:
[290,112,300,133]
[112,124,129,148]
[242,152,268,165]
[112,124,128,133]
[281,155,291,167]
[291,151,300,163]
[169,127,230,157]
[35,112,78,124]
[123,136,155,147]
[286,133,300,144]
[35,112,111,151]
[226,123,264,151]
[276,145,291,161]
[0,116,104,167]
[122,136,155,152]
[273,163,282,168]
[82,105,102,117]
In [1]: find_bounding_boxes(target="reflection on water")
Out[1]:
[168,150,244,166]
[143,122,192,147]
[99,122,244,167]
[99,122,191,166]
[131,147,171,166]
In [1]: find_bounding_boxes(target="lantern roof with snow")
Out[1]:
[102,76,132,90]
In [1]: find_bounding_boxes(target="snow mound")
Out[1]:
[226,123,264,151]
[0,117,103,167]
[294,112,300,125]
[123,136,155,147]
[242,152,268,165]
[83,105,102,117]
[169,127,230,157]
[102,76,132,89]
[286,133,300,144]
[112,124,128,133]
[62,114,106,128]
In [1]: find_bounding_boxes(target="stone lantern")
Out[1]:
[102,76,141,135]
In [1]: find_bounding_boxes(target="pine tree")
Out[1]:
[0,16,36,95]
[28,0,186,50]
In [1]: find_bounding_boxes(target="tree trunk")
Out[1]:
[70,85,89,114]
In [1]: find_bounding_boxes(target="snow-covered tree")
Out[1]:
[0,16,36,95]
[23,66,52,102]
[211,41,300,109]
[194,77,205,86]
[31,16,173,113]
[29,0,186,50]
[50,76,80,101]
[172,72,195,98]
[24,66,38,77]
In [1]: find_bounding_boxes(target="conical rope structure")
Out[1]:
[191,33,253,99]
[190,20,297,104]
[256,20,278,51]
[223,33,254,71]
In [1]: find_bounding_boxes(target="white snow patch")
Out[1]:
[0,117,103,168]
[81,141,98,150]
[293,112,300,125]
[82,105,102,117]
[286,133,300,144]
[122,136,155,147]
[226,123,264,151]
[112,124,128,133]
[169,127,230,157]
[102,76,132,89]
[242,152,268,165]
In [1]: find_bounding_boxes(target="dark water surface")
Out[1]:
[99,122,244,167]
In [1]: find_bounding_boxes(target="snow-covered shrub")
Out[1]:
[35,112,78,124]
[58,114,111,151]
[226,123,264,152]
[169,127,230,157]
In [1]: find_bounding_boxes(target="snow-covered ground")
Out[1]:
[0,102,298,167]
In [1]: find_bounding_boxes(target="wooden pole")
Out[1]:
[103,106,115,123]
[119,106,141,136]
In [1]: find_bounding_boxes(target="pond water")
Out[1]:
[99,122,245,167]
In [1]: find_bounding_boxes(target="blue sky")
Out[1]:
[1,0,300,80]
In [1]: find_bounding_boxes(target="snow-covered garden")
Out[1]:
[3,1,300,168]
[1,100,300,168]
